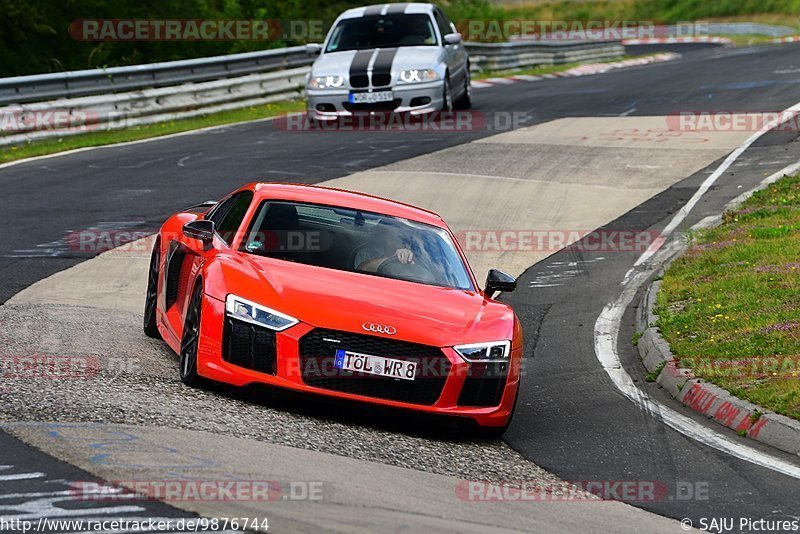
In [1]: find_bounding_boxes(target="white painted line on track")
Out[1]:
[483,77,516,84]
[594,99,800,479]
[0,114,282,172]
[635,103,800,268]
[469,80,494,89]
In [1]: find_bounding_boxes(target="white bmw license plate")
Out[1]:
[349,91,393,104]
[334,349,416,381]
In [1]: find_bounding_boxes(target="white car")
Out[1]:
[305,3,471,119]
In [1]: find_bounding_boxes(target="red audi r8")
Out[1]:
[144,183,521,436]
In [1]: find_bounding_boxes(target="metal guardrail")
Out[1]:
[466,40,624,71]
[0,46,314,106]
[0,40,624,106]
[0,39,627,146]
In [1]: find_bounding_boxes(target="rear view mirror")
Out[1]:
[485,269,517,296]
[183,220,215,250]
[306,43,322,55]
[444,33,462,45]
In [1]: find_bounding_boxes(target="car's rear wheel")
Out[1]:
[454,67,472,110]
[143,238,161,339]
[179,283,207,388]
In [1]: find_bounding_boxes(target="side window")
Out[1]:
[206,195,236,226]
[216,191,254,246]
[433,10,452,40]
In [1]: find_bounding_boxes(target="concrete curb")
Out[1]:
[637,279,800,457]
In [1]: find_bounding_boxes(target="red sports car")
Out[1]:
[144,183,522,436]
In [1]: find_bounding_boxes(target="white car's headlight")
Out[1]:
[308,75,345,89]
[225,294,299,331]
[399,69,439,84]
[454,341,511,362]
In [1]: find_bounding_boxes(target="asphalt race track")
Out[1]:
[2,42,800,531]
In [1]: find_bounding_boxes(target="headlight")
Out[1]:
[225,294,299,332]
[308,75,345,89]
[399,69,439,84]
[454,341,511,362]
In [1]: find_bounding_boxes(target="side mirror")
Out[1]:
[485,269,516,296]
[183,220,215,250]
[305,43,322,55]
[444,33,462,45]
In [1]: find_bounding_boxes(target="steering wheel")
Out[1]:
[377,256,436,283]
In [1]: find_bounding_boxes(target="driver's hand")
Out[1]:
[395,248,414,264]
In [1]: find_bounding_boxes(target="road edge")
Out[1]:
[636,183,800,458]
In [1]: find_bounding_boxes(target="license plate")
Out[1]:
[349,91,393,104]
[334,349,416,381]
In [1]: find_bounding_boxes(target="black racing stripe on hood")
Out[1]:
[349,49,374,88]
[362,5,385,16]
[385,3,408,14]
[371,47,398,87]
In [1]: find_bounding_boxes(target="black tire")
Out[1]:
[143,238,162,339]
[179,283,207,388]
[442,76,454,113]
[454,68,472,110]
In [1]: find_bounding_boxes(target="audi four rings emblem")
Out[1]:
[362,322,397,335]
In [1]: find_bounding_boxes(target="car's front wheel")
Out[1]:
[454,68,472,110]
[179,283,207,388]
[442,77,454,113]
[143,238,161,339]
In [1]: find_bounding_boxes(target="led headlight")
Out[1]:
[308,75,345,89]
[399,69,439,84]
[225,294,299,332]
[454,341,511,362]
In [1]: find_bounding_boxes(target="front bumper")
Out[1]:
[306,80,445,120]
[196,295,519,428]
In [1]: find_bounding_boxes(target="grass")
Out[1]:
[0,99,306,165]
[656,175,800,420]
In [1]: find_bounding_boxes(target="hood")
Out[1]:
[312,47,443,82]
[235,255,514,348]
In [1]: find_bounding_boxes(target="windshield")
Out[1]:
[325,14,437,52]
[241,201,473,290]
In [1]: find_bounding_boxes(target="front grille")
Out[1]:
[299,328,450,405]
[350,75,369,88]
[223,317,277,375]
[343,99,402,113]
[457,362,509,407]
[371,73,391,87]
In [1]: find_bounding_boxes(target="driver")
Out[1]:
[399,18,435,46]
[354,219,414,272]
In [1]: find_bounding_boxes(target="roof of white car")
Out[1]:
[340,3,435,19]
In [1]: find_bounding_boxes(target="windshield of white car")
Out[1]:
[241,201,474,291]
[325,14,437,52]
